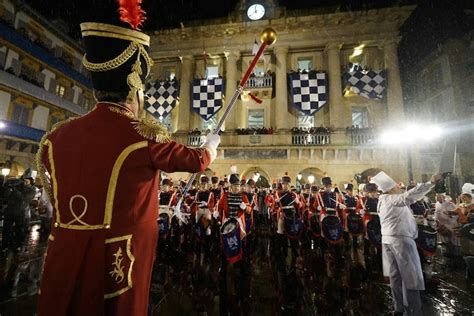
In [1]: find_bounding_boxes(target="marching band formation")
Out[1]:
[152,170,470,314]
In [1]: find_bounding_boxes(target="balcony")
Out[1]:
[0,22,91,88]
[0,120,45,142]
[245,76,273,89]
[350,130,377,145]
[291,133,331,146]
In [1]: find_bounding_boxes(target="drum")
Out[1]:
[158,213,170,237]
[282,208,303,239]
[416,225,437,256]
[321,215,343,244]
[220,218,243,263]
[366,217,382,247]
[309,213,321,237]
[347,212,364,236]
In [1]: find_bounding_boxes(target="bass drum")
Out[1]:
[282,208,303,239]
[321,215,343,244]
[416,225,437,256]
[220,218,243,264]
[158,213,170,237]
[347,212,364,236]
[366,217,382,247]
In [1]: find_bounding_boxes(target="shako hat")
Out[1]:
[80,0,152,106]
[281,172,291,184]
[200,175,209,184]
[322,176,332,186]
[211,173,219,184]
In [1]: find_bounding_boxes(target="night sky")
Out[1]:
[24,0,415,39]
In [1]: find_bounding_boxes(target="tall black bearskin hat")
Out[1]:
[200,175,209,184]
[322,177,332,186]
[161,178,172,186]
[80,0,153,110]
[344,183,354,191]
[282,172,291,184]
[211,173,219,184]
[365,183,378,193]
[229,174,240,185]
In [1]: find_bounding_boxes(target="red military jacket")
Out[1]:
[37,103,212,316]
[217,191,250,221]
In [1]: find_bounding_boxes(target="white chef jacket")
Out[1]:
[378,182,434,244]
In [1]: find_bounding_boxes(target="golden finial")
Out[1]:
[260,28,277,46]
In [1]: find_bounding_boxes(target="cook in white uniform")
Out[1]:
[372,171,440,316]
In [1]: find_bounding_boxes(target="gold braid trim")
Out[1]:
[35,118,77,200]
[83,42,139,72]
[132,117,171,144]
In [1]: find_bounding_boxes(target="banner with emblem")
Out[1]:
[288,71,328,115]
[192,77,225,121]
[145,80,180,119]
[343,67,387,100]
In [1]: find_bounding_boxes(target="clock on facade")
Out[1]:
[247,4,265,21]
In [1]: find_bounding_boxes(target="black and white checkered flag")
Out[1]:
[145,80,180,119]
[288,71,328,115]
[343,69,387,100]
[192,78,225,121]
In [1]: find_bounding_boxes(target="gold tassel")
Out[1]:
[132,117,171,144]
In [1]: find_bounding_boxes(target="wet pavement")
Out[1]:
[0,224,473,315]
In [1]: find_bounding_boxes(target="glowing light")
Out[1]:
[297,174,302,181]
[308,175,315,184]
[0,122,6,129]
[1,168,10,176]
[380,124,442,145]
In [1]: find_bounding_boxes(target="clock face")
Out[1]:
[247,4,265,21]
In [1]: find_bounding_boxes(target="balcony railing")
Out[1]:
[188,135,205,146]
[245,76,273,88]
[351,132,377,145]
[0,120,45,142]
[292,133,331,146]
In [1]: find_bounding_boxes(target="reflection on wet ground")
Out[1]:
[0,224,473,315]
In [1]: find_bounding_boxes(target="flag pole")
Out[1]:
[173,28,277,223]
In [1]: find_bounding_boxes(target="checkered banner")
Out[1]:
[192,78,225,121]
[288,71,328,115]
[343,69,387,100]
[145,80,180,119]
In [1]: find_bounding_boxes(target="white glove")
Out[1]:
[200,201,208,207]
[240,202,247,210]
[213,210,219,219]
[203,133,221,150]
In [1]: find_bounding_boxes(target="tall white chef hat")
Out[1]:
[371,171,397,193]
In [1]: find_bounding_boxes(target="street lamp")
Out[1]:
[308,175,315,184]
[297,174,302,181]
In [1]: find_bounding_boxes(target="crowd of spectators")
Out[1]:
[291,126,332,135]
[235,127,273,135]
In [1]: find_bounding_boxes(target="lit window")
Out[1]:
[248,109,264,128]
[206,66,219,79]
[351,107,369,128]
[253,61,265,77]
[55,84,65,98]
[297,58,312,72]
[298,112,314,128]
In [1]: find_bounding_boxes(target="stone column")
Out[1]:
[325,42,345,129]
[384,38,404,122]
[176,55,193,132]
[274,45,290,131]
[224,51,240,131]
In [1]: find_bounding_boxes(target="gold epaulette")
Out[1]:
[132,117,171,144]
[35,117,77,200]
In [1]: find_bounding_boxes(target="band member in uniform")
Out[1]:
[361,183,381,267]
[216,172,250,314]
[275,173,302,268]
[36,2,220,314]
[372,172,440,316]
[210,174,223,244]
[342,183,365,266]
[157,178,176,253]
[193,175,215,266]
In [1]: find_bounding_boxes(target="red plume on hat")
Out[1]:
[116,0,147,30]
